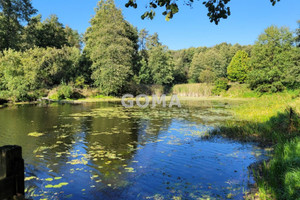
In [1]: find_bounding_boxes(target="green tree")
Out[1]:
[0,46,81,101]
[189,51,206,83]
[199,69,216,83]
[227,50,250,83]
[84,0,138,95]
[138,58,152,84]
[296,20,300,47]
[137,31,174,85]
[248,26,295,93]
[283,47,300,89]
[0,0,37,51]
[171,48,196,84]
[189,48,223,83]
[65,25,82,49]
[23,14,80,49]
[146,32,161,49]
[148,45,174,85]
[125,0,280,24]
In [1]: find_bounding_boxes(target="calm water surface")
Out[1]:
[0,101,268,200]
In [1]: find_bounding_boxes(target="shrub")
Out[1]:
[198,69,216,83]
[0,46,81,101]
[75,76,87,89]
[57,83,74,100]
[212,78,229,95]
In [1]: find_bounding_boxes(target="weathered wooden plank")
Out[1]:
[0,145,24,199]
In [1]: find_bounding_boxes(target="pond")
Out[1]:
[0,100,268,200]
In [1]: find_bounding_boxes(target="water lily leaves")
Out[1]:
[45,182,69,189]
[45,185,53,188]
[25,176,37,181]
[125,167,135,173]
[28,132,44,137]
[67,158,88,165]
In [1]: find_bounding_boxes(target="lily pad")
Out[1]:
[28,132,44,137]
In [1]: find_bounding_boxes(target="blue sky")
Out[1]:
[32,0,300,50]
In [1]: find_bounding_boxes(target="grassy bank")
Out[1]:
[208,90,300,199]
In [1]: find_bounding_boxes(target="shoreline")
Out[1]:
[0,95,254,108]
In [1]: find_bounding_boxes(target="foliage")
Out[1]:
[56,83,74,100]
[171,48,195,84]
[0,46,80,101]
[296,20,300,47]
[23,14,81,49]
[138,57,152,84]
[0,0,37,51]
[137,31,174,85]
[282,47,300,89]
[125,0,280,24]
[84,0,138,95]
[148,45,174,85]
[248,26,296,93]
[74,76,87,89]
[188,43,243,83]
[198,69,216,83]
[212,78,229,95]
[227,50,249,83]
[222,83,258,98]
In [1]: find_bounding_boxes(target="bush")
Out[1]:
[75,76,86,89]
[212,78,229,95]
[198,69,216,83]
[0,46,81,101]
[57,83,74,100]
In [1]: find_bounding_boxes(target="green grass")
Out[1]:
[252,138,300,200]
[91,95,115,99]
[221,83,259,98]
[233,90,300,122]
[210,89,300,199]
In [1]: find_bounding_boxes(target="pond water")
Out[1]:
[0,101,268,200]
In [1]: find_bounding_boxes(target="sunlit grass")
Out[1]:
[232,90,300,122]
[251,138,300,200]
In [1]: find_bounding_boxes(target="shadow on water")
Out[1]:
[0,101,271,199]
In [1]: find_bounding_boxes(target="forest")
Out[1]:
[0,0,299,102]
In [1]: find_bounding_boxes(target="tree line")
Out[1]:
[0,0,299,101]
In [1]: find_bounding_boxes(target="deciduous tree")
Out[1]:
[248,26,295,92]
[0,0,37,51]
[84,0,138,95]
[227,50,250,83]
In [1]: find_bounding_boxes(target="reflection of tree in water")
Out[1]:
[84,108,139,187]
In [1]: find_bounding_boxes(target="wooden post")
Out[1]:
[0,145,24,199]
